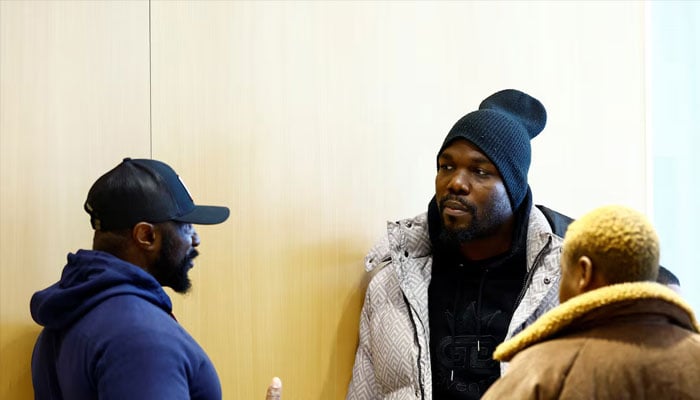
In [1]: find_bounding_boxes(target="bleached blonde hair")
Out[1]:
[563,205,660,284]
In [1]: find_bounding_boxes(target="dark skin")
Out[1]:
[436,139,515,261]
[558,254,609,303]
[92,221,200,292]
[93,223,162,271]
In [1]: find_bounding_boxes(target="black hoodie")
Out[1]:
[428,192,532,399]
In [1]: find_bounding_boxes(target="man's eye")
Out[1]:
[474,168,489,176]
[439,164,453,171]
[180,223,194,235]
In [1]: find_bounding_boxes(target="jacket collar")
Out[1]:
[364,197,555,274]
[494,281,700,362]
[426,189,533,264]
[364,212,431,272]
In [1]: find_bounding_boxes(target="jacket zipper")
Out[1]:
[513,235,552,310]
[404,293,426,399]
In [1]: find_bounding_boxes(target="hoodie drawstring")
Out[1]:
[449,266,489,382]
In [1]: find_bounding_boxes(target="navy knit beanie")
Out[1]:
[437,89,547,210]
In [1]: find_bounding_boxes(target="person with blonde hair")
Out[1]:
[482,205,700,400]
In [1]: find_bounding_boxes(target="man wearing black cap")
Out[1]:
[30,158,230,400]
[347,89,566,399]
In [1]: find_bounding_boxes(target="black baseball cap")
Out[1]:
[84,158,230,231]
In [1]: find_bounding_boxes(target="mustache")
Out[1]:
[439,195,477,215]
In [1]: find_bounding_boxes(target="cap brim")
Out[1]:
[174,205,230,225]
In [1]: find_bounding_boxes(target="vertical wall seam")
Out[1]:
[148,0,153,158]
[643,0,654,219]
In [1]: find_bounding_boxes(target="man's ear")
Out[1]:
[576,255,596,292]
[132,222,159,251]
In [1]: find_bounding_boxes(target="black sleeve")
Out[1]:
[535,204,574,238]
[537,204,679,286]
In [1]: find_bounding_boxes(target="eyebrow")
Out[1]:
[437,153,455,162]
[438,152,494,166]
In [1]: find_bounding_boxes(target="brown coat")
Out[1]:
[482,282,700,400]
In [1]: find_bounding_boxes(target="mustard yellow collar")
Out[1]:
[494,282,699,361]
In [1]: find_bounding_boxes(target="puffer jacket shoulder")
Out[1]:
[348,212,433,400]
[347,206,563,399]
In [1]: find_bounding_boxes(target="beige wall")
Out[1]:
[1,1,646,398]
[1,1,150,398]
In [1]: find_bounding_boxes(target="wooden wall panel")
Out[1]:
[149,1,646,398]
[2,1,646,398]
[0,1,150,398]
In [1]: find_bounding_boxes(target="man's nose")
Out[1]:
[447,170,471,194]
[191,230,200,247]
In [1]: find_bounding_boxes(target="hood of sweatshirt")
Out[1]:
[30,249,172,330]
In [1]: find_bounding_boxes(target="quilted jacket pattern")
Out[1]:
[346,206,563,399]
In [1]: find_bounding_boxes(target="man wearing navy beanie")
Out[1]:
[438,89,547,211]
[347,89,570,399]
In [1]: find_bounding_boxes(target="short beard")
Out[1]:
[151,232,197,294]
[438,195,510,247]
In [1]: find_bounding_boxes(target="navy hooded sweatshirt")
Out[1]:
[30,250,221,400]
